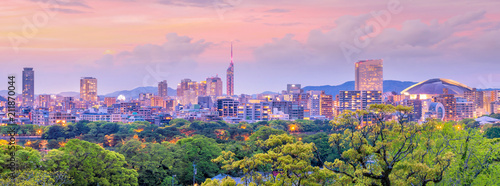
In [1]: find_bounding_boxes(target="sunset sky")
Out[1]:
[1,0,500,95]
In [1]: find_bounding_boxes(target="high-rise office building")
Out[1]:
[355,59,383,91]
[432,89,456,121]
[307,91,322,116]
[464,88,484,109]
[290,103,305,120]
[406,99,423,121]
[80,77,97,103]
[158,80,168,98]
[182,89,198,106]
[177,78,210,105]
[207,76,223,97]
[198,81,207,96]
[338,90,383,112]
[292,91,309,108]
[226,42,234,96]
[338,90,382,124]
[320,92,334,119]
[177,79,192,98]
[217,98,239,117]
[63,97,75,111]
[456,97,474,120]
[176,79,209,106]
[22,67,35,107]
[177,83,183,98]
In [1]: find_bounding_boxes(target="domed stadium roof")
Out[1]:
[401,78,472,95]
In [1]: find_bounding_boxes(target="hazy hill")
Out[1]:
[103,86,176,99]
[303,80,417,97]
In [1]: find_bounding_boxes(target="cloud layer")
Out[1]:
[1,0,500,94]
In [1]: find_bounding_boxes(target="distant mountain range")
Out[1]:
[58,91,80,97]
[102,86,176,99]
[303,80,418,97]
[0,90,19,97]
[0,87,176,99]
[260,91,279,95]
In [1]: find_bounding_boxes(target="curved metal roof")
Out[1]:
[401,78,472,95]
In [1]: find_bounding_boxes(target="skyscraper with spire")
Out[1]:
[226,42,234,96]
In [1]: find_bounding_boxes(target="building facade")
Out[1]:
[456,97,474,120]
[320,93,334,119]
[207,76,223,97]
[80,113,112,122]
[62,97,75,111]
[355,59,383,91]
[217,98,239,117]
[226,43,234,96]
[80,77,98,103]
[338,90,383,113]
[48,112,76,125]
[104,97,116,107]
[38,95,51,108]
[158,80,168,98]
[464,88,484,109]
[433,90,456,121]
[307,91,322,116]
[22,67,35,107]
[32,110,49,125]
[237,102,271,122]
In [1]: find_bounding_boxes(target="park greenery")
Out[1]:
[0,104,499,185]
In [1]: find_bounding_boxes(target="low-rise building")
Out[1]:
[48,112,76,125]
[80,113,112,122]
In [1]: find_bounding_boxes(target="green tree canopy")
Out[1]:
[176,135,222,184]
[43,139,138,186]
[214,134,322,186]
[325,104,454,186]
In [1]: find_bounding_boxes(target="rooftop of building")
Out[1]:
[401,78,472,95]
[356,59,383,63]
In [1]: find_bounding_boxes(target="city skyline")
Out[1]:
[2,66,499,96]
[1,0,500,95]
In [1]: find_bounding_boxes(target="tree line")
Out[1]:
[1,104,500,185]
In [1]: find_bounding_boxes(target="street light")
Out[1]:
[289,124,297,132]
